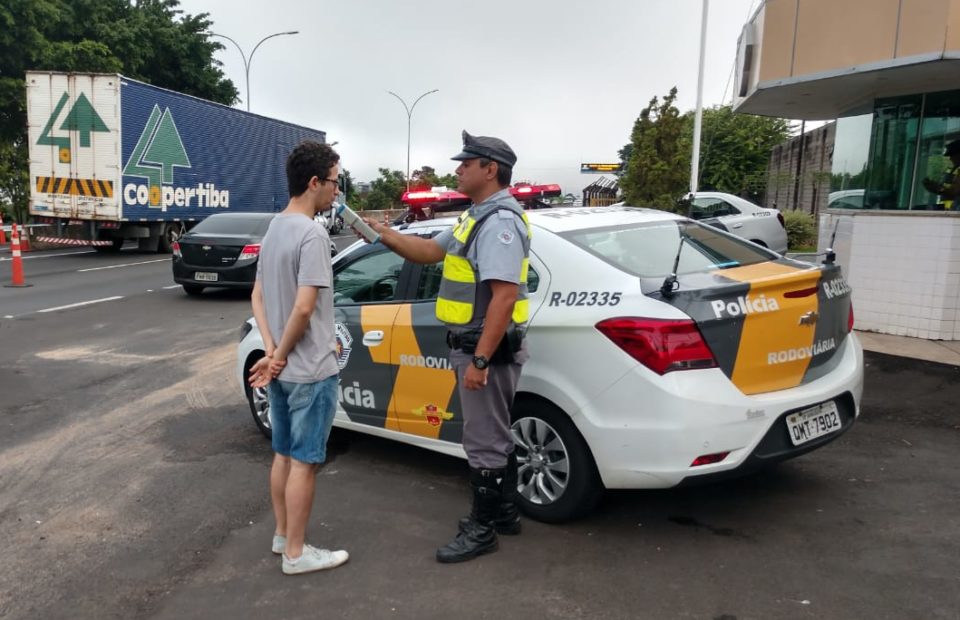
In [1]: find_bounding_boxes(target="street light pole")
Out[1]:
[208,30,299,111]
[387,89,439,190]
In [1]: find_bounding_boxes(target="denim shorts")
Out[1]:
[268,375,338,464]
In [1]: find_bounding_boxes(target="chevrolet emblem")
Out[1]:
[798,310,819,326]
[202,245,212,251]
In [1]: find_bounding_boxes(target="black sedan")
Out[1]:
[172,212,275,296]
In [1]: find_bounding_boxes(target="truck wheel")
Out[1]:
[510,399,603,523]
[158,223,182,253]
[182,285,204,296]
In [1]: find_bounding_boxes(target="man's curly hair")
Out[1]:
[286,140,340,198]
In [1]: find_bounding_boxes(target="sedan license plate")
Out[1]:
[194,272,219,282]
[786,401,841,446]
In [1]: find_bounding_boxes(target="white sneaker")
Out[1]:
[282,544,349,575]
[272,535,286,555]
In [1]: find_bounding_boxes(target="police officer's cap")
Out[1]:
[946,139,960,157]
[451,130,517,168]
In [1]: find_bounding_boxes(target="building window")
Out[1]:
[829,113,871,209]
[864,94,922,210]
[912,89,960,210]
[830,90,960,211]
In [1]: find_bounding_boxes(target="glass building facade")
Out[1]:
[831,88,960,210]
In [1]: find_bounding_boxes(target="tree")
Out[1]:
[409,166,459,190]
[617,143,632,171]
[409,166,440,190]
[437,173,458,189]
[688,105,791,201]
[620,87,792,211]
[620,87,688,210]
[362,168,406,211]
[0,0,237,222]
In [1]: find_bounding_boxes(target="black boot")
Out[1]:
[494,451,522,535]
[436,468,502,563]
[457,454,522,535]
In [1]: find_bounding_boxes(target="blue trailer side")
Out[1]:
[120,77,326,224]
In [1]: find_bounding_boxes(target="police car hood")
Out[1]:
[657,258,853,395]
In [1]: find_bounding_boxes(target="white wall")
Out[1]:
[819,211,960,340]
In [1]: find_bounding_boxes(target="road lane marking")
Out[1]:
[0,249,97,262]
[37,296,124,313]
[77,259,168,272]
[162,285,181,289]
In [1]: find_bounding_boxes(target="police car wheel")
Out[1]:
[244,354,272,439]
[510,401,602,523]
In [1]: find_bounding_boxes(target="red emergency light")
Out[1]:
[401,184,562,207]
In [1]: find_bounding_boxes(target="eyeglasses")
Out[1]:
[316,177,340,187]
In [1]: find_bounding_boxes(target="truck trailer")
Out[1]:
[26,71,328,252]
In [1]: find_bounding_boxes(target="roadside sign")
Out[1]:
[580,163,623,173]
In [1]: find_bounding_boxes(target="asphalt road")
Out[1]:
[0,234,361,318]
[0,241,958,620]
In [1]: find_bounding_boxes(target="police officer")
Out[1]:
[923,139,960,210]
[362,131,531,563]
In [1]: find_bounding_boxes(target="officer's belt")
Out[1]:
[446,330,480,352]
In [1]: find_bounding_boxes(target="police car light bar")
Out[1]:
[401,184,562,206]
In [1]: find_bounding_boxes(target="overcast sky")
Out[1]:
[177,0,762,194]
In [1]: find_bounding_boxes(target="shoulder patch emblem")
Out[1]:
[498,229,515,245]
[335,323,353,369]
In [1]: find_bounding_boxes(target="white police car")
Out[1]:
[689,192,789,254]
[237,206,863,522]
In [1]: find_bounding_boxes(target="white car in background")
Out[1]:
[689,192,789,254]
[237,206,862,522]
[827,190,865,209]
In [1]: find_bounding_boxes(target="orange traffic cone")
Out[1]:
[0,212,6,245]
[4,223,32,288]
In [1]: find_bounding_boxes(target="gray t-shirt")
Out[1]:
[434,189,528,333]
[256,213,338,383]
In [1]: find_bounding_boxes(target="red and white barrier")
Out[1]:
[33,236,116,247]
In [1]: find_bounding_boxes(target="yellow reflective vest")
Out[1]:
[436,201,532,326]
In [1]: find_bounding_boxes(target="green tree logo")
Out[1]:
[122,105,191,205]
[37,92,111,163]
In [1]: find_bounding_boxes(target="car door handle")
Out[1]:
[732,223,743,229]
[362,330,384,346]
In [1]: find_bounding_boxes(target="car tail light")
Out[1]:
[777,212,785,229]
[238,244,261,261]
[847,302,854,333]
[595,318,718,374]
[171,241,181,258]
[691,451,730,467]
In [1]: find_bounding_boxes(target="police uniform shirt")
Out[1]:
[434,188,528,333]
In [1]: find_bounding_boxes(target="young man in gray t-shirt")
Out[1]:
[249,141,347,575]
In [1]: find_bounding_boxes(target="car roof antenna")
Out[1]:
[660,229,687,297]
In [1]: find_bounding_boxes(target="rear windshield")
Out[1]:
[561,220,777,277]
[192,214,273,235]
